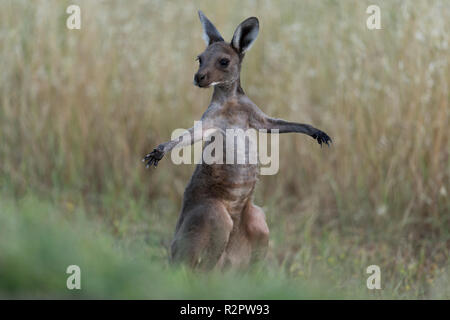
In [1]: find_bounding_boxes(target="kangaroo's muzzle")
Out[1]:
[194,72,209,87]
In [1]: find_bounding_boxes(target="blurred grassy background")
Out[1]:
[0,0,449,298]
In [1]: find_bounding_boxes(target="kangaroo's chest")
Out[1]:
[204,101,259,165]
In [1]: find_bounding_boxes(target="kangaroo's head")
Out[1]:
[194,10,259,88]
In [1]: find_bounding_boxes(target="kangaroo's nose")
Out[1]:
[194,72,207,84]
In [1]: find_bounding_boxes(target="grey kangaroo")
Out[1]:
[143,11,331,270]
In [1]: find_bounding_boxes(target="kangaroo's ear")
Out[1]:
[198,10,224,46]
[231,17,259,54]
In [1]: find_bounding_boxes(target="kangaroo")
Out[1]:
[143,11,331,270]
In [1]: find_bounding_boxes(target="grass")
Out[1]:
[0,0,449,298]
[0,193,352,299]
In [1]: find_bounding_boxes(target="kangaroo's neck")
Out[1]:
[211,78,245,104]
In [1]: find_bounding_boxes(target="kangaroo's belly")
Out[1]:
[183,128,259,209]
[184,163,258,215]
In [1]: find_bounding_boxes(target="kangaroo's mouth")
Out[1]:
[193,79,205,87]
[193,78,224,88]
[193,80,220,88]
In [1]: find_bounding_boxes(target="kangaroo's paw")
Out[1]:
[142,146,165,168]
[312,130,332,147]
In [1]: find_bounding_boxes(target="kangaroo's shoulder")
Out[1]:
[238,95,268,126]
[218,95,261,122]
[238,95,261,113]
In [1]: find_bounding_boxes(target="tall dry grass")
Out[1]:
[0,0,449,297]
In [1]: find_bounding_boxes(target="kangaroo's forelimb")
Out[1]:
[143,122,212,167]
[265,118,332,146]
[249,107,332,146]
[143,128,196,167]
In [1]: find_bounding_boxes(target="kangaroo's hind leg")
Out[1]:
[170,199,233,270]
[243,204,270,264]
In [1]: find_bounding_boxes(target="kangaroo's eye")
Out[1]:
[219,58,230,67]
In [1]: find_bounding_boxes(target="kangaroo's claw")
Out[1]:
[143,147,165,168]
[313,130,332,147]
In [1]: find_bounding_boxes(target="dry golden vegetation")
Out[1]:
[0,0,449,298]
